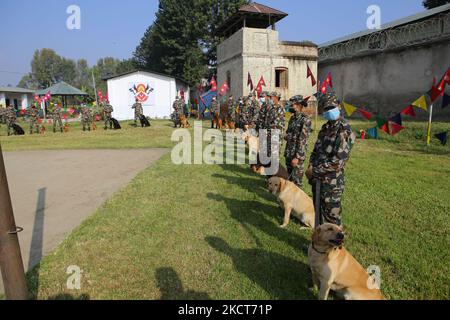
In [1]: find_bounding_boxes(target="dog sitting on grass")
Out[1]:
[308,223,385,300]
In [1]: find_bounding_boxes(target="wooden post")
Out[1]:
[427,104,434,146]
[0,143,28,300]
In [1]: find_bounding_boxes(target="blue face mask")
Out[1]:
[323,107,341,121]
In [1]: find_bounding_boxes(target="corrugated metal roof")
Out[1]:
[36,81,87,96]
[0,86,35,94]
[319,4,450,48]
[239,2,288,16]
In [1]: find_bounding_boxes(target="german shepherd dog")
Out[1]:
[12,123,25,135]
[180,115,190,128]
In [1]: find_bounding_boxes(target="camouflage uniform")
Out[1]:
[309,93,356,226]
[104,103,114,130]
[81,106,92,131]
[171,98,182,128]
[51,105,63,133]
[0,107,6,124]
[250,94,261,128]
[266,92,285,157]
[5,106,17,136]
[132,101,143,125]
[227,97,236,120]
[210,99,220,128]
[284,96,312,188]
[28,105,40,134]
[239,97,252,129]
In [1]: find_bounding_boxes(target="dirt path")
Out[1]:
[0,149,168,294]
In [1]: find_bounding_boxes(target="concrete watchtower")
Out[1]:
[216,2,318,101]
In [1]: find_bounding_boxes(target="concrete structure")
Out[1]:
[216,3,318,102]
[104,70,190,120]
[0,86,35,111]
[318,4,450,119]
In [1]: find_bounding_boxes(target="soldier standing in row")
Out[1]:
[227,96,236,123]
[104,101,114,130]
[171,96,182,128]
[5,105,17,136]
[284,95,312,189]
[239,97,252,131]
[267,91,285,159]
[210,96,220,129]
[81,105,92,131]
[306,93,356,226]
[28,104,40,135]
[52,103,64,133]
[132,98,143,127]
[250,91,261,129]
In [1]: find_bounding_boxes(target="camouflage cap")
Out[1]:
[290,95,308,106]
[260,91,270,98]
[318,93,340,111]
[270,91,281,98]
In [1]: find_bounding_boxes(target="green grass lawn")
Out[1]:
[1,119,449,300]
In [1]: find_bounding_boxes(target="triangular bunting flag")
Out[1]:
[412,95,428,112]
[389,113,402,126]
[325,72,333,88]
[401,105,416,117]
[358,108,373,120]
[442,93,450,109]
[366,127,378,139]
[380,122,390,135]
[428,86,443,103]
[343,102,357,117]
[434,132,448,146]
[376,116,388,129]
[247,72,254,91]
[390,122,405,136]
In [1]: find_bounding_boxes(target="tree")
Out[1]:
[134,0,247,86]
[423,0,450,9]
[74,59,90,89]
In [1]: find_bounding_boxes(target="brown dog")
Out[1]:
[252,164,289,180]
[40,125,46,134]
[267,177,315,229]
[308,224,385,300]
[92,122,97,131]
[64,123,69,133]
[213,112,223,130]
[180,115,190,128]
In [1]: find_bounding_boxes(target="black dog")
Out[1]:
[111,118,121,130]
[139,115,151,128]
[12,124,25,135]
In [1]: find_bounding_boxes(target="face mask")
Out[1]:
[288,107,295,113]
[323,107,341,121]
[259,98,265,103]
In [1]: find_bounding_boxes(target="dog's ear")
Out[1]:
[279,178,286,192]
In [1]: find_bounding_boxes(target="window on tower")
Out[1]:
[275,68,288,89]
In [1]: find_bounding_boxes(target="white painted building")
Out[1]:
[104,70,190,120]
[0,86,35,110]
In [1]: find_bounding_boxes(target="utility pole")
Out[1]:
[0,143,28,300]
[92,70,99,107]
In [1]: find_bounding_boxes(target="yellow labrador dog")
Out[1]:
[267,177,315,229]
[308,224,385,300]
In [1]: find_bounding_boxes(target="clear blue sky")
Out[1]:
[0,0,425,86]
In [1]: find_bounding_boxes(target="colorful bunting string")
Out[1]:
[434,132,448,146]
[389,113,403,126]
[366,127,378,139]
[343,102,357,117]
[358,108,373,120]
[412,95,428,112]
[390,122,405,136]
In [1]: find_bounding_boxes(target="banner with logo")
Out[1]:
[128,83,155,106]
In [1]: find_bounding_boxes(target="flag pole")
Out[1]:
[426,103,434,146]
[92,70,99,107]
[315,80,320,132]
[0,143,28,300]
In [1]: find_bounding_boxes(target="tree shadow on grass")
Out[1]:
[155,267,211,300]
[206,236,314,300]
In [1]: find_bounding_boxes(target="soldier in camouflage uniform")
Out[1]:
[210,96,220,129]
[284,95,312,188]
[28,104,40,134]
[250,91,261,129]
[171,96,182,128]
[239,97,252,130]
[81,105,92,131]
[227,96,236,121]
[306,93,356,226]
[104,102,114,130]
[51,104,64,133]
[132,98,143,127]
[0,106,5,125]
[5,105,17,136]
[266,91,285,158]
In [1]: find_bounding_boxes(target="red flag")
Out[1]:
[401,105,416,117]
[210,76,217,91]
[247,72,254,91]
[390,122,404,136]
[325,72,333,88]
[444,68,450,85]
[320,81,327,94]
[255,82,263,98]
[258,76,266,87]
[219,82,229,96]
[429,85,443,103]
[358,108,373,120]
[307,65,316,87]
[380,122,390,135]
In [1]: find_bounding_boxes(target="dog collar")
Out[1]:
[311,244,328,255]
